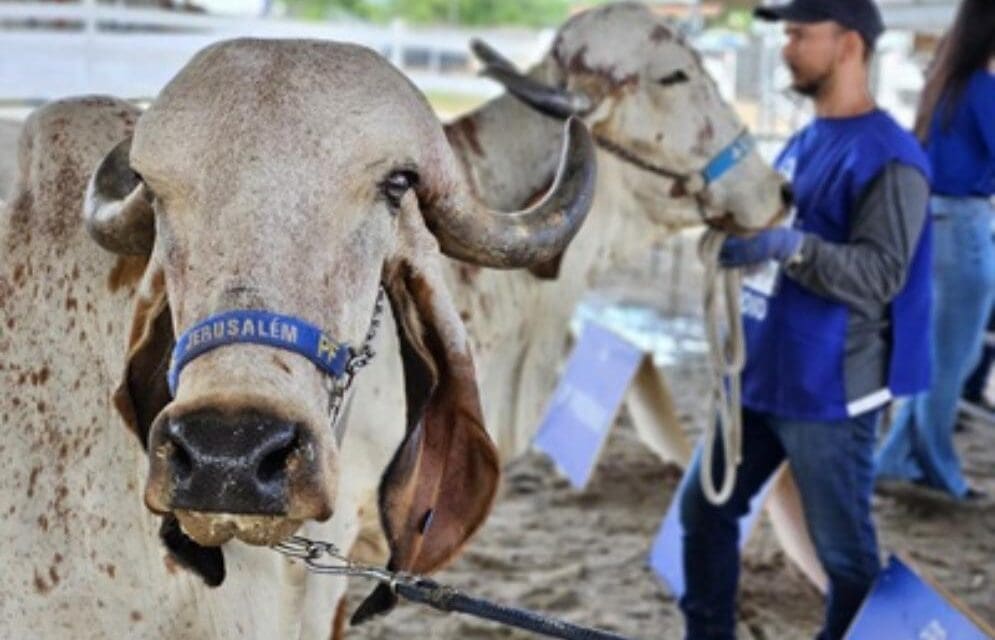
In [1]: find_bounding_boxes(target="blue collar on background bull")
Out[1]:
[700,130,755,185]
[167,288,386,440]
[592,128,755,196]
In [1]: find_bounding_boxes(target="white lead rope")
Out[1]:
[698,231,745,505]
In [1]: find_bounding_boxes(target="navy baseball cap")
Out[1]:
[754,0,885,48]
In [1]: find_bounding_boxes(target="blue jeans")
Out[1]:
[876,196,995,498]
[679,408,881,640]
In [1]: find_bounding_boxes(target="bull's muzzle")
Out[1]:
[145,408,335,545]
[167,410,298,513]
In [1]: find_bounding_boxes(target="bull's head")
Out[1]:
[82,39,595,580]
[471,2,790,232]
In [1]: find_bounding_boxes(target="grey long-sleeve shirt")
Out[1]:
[784,162,931,405]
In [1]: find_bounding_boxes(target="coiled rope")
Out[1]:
[697,230,745,505]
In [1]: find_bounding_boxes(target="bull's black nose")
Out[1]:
[165,410,300,515]
[780,182,794,207]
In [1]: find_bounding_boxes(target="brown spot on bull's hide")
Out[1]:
[6,317,14,330]
[553,43,638,94]
[5,190,35,246]
[693,119,715,156]
[37,366,50,385]
[108,256,148,293]
[48,565,60,588]
[271,355,292,375]
[104,564,116,579]
[130,611,143,622]
[65,296,77,311]
[456,264,480,285]
[163,554,180,575]
[670,180,689,199]
[37,515,48,532]
[34,569,52,595]
[26,466,41,498]
[650,25,673,43]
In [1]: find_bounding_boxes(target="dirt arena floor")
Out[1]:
[349,348,995,639]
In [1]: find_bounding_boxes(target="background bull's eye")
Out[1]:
[382,170,417,208]
[657,70,690,87]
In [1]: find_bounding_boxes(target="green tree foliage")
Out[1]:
[283,0,579,27]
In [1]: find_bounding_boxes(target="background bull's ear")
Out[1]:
[354,195,500,624]
[113,261,173,448]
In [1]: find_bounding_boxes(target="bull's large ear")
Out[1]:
[352,194,500,624]
[112,261,173,449]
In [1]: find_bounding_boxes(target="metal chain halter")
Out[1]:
[324,285,387,442]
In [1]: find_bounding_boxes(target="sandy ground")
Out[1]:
[348,349,995,639]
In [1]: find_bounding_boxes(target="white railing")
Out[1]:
[0,2,553,101]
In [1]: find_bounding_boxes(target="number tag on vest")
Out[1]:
[743,260,781,297]
[742,204,799,299]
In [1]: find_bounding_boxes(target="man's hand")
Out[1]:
[719,228,803,268]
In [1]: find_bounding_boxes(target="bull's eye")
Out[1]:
[382,170,417,209]
[657,70,690,87]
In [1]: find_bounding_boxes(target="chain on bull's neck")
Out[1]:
[325,286,386,433]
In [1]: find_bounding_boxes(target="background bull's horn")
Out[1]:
[469,38,518,74]
[471,39,591,119]
[424,116,596,269]
[83,138,155,255]
[481,66,591,119]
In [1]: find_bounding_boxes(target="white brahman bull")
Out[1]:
[0,37,597,638]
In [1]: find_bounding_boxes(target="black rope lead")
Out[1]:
[394,577,636,640]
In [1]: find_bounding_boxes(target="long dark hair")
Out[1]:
[913,0,995,141]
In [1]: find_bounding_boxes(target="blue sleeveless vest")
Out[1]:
[741,109,932,421]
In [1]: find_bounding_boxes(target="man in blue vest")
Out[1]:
[678,1,932,639]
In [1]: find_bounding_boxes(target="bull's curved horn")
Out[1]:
[83,138,154,255]
[423,117,596,269]
[480,65,592,120]
[469,38,518,73]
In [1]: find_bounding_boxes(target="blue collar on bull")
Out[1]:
[167,310,352,396]
[701,129,755,185]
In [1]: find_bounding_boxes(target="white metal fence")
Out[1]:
[0,1,552,102]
